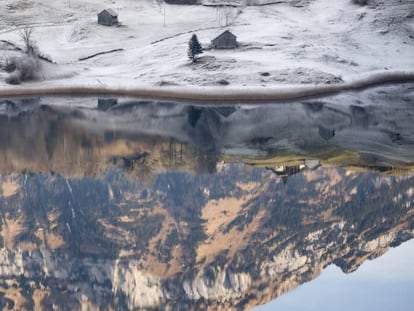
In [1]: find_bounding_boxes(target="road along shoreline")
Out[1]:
[1,71,413,103]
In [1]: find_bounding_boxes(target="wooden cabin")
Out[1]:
[211,30,238,49]
[98,9,118,26]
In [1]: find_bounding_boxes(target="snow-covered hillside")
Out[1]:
[0,0,413,89]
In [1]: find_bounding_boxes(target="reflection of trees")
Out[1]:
[337,176,412,232]
[118,152,154,183]
[44,121,59,160]
[194,151,218,174]
[167,138,184,165]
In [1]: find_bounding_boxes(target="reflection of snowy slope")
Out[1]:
[1,84,412,167]
[214,85,414,162]
[89,84,413,165]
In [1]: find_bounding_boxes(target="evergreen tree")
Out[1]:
[188,34,203,63]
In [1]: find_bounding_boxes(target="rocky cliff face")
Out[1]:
[1,227,413,310]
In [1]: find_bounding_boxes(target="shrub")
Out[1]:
[4,58,17,72]
[217,79,230,85]
[6,70,22,85]
[4,27,41,84]
[5,55,39,85]
[17,56,38,80]
[352,0,368,5]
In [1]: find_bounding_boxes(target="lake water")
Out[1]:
[0,84,413,310]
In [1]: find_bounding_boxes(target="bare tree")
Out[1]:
[218,5,236,27]
[5,27,41,84]
[155,0,166,26]
[224,6,232,26]
[19,27,37,56]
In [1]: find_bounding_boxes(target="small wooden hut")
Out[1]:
[211,30,238,49]
[98,9,118,26]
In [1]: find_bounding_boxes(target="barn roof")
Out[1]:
[212,30,237,41]
[98,8,118,17]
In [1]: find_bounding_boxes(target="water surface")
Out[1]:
[0,84,413,310]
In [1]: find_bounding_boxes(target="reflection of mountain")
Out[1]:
[0,87,413,309]
[0,166,413,310]
[0,83,413,178]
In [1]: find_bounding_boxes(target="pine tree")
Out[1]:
[188,34,203,63]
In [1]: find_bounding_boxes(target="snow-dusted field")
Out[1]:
[0,0,413,90]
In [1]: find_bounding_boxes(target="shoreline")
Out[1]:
[1,71,414,103]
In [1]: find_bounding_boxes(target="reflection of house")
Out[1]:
[210,106,236,118]
[267,164,306,184]
[305,159,321,170]
[273,165,306,176]
[98,98,118,111]
[318,126,335,142]
[216,160,231,173]
[98,9,118,26]
[211,30,238,49]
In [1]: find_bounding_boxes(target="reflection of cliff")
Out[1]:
[0,166,413,310]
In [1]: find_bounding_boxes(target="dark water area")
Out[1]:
[0,84,413,310]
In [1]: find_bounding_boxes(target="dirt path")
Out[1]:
[0,71,413,103]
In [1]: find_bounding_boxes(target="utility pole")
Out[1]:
[163,4,166,27]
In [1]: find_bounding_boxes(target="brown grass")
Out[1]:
[143,204,183,277]
[0,217,26,249]
[33,289,49,311]
[0,287,28,311]
[197,192,268,265]
[202,198,245,236]
[1,180,20,197]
